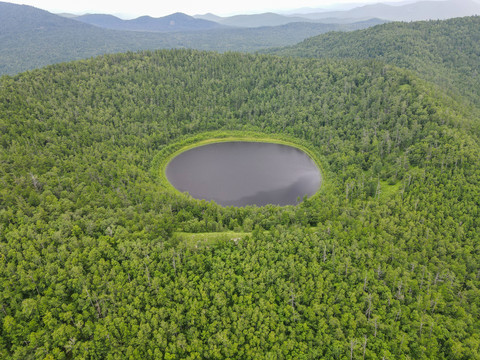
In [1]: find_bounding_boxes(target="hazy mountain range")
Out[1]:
[296,0,480,21]
[68,0,480,30]
[0,1,382,75]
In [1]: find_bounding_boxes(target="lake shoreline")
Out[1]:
[152,131,326,207]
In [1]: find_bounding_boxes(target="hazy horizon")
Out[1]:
[6,0,449,19]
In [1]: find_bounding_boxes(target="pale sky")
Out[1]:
[8,0,439,18]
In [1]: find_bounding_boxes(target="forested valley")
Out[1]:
[1,50,479,359]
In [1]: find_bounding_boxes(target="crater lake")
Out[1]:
[166,141,321,206]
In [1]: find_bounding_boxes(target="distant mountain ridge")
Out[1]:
[60,0,480,31]
[74,12,226,32]
[195,12,314,28]
[300,0,480,21]
[194,0,480,27]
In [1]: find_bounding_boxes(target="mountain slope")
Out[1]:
[268,16,480,107]
[0,1,94,34]
[0,2,383,76]
[0,49,479,359]
[74,12,225,32]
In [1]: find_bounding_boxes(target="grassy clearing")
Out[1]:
[173,231,251,249]
[380,180,402,199]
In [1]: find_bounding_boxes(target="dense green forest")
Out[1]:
[1,50,480,359]
[266,16,480,108]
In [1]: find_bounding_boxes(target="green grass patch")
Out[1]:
[173,231,251,249]
[379,180,402,199]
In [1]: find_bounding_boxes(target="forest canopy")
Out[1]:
[0,50,479,359]
[266,16,480,109]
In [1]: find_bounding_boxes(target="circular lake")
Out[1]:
[166,141,321,207]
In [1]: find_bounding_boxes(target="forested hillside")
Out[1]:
[267,16,480,107]
[1,50,479,358]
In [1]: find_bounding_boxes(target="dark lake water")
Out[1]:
[166,141,321,207]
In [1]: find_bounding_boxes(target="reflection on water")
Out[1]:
[166,141,321,206]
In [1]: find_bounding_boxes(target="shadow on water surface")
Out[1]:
[218,173,320,207]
